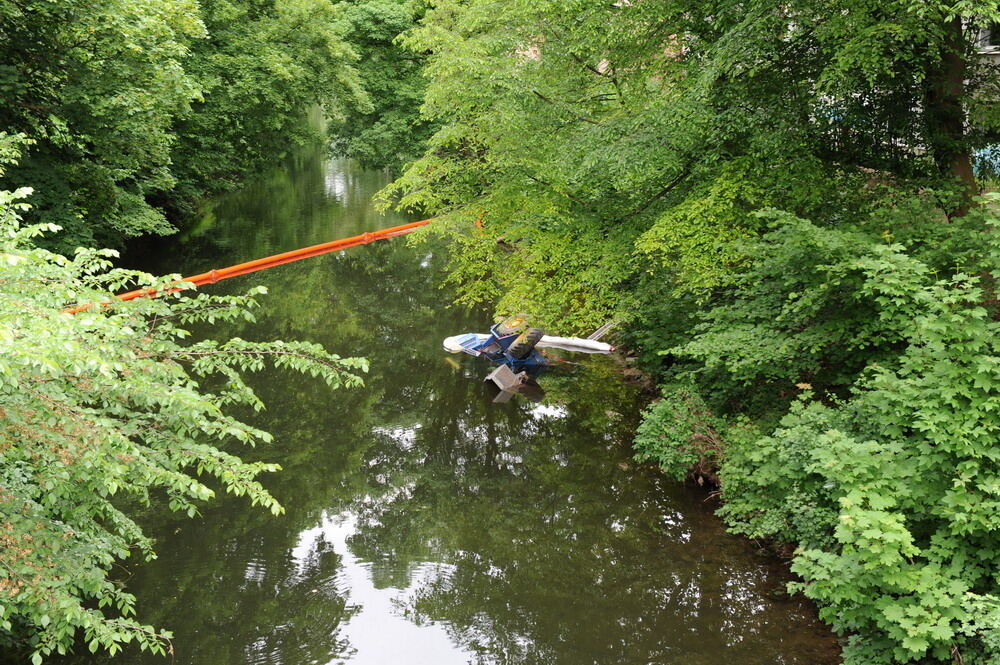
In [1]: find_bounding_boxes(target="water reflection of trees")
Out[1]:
[55,153,429,665]
[55,362,377,664]
[119,235,456,665]
[347,363,840,665]
[245,227,839,665]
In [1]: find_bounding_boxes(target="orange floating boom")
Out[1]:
[64,219,431,315]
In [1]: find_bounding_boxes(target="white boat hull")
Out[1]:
[442,333,613,355]
[535,336,613,354]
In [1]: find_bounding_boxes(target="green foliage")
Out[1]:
[962,595,1000,665]
[673,213,915,399]
[0,0,205,248]
[376,0,705,331]
[0,0,367,248]
[778,260,1000,663]
[328,0,437,172]
[634,383,735,482]
[381,0,1000,336]
[636,157,874,296]
[636,199,1000,664]
[0,184,366,661]
[169,0,368,204]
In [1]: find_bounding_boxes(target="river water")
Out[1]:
[65,145,840,665]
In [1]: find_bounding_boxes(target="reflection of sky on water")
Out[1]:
[338,369,839,665]
[371,425,420,451]
[324,170,348,201]
[291,513,472,665]
[528,403,567,419]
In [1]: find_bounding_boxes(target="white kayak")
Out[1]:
[536,335,614,354]
[443,333,613,355]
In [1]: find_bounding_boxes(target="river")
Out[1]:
[63,142,840,665]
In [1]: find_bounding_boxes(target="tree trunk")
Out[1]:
[924,16,976,215]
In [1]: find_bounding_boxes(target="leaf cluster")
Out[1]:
[0,185,366,661]
[327,0,438,172]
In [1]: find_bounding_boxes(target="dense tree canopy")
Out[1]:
[380,1,1000,663]
[383,0,1000,326]
[0,0,204,247]
[167,0,368,205]
[329,0,437,172]
[0,0,368,249]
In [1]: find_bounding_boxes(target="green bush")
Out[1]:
[0,183,367,661]
[637,200,1000,664]
[635,382,740,484]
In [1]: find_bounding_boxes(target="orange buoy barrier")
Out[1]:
[64,219,431,314]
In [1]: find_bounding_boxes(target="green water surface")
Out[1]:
[64,145,840,665]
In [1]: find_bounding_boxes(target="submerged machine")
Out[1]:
[442,315,614,402]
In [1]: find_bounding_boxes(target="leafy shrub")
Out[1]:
[635,382,737,484]
[0,185,367,662]
[637,200,1000,664]
[674,212,922,397]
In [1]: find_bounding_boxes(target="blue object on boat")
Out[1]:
[443,320,548,372]
[483,321,548,372]
[444,333,491,355]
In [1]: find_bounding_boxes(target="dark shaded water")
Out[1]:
[64,146,840,665]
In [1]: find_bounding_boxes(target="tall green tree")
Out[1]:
[383,0,1000,329]
[0,0,204,248]
[329,0,437,172]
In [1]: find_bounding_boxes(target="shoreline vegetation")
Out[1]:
[0,0,379,660]
[370,2,1000,664]
[1,0,1000,663]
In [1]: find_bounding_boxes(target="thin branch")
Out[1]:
[612,169,690,223]
[568,52,625,107]
[532,90,603,125]
[162,348,353,374]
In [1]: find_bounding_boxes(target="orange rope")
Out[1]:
[64,219,431,314]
